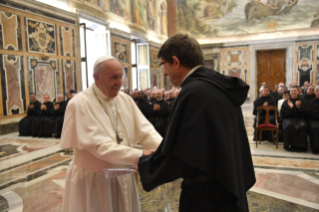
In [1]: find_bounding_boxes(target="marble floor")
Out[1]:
[0,103,319,211]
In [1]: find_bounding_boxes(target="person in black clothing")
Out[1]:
[136,90,152,119]
[54,94,68,138]
[301,85,316,107]
[150,91,157,103]
[308,85,319,154]
[149,90,169,137]
[166,90,176,105]
[273,82,284,105]
[280,86,308,152]
[138,34,255,212]
[32,94,54,137]
[19,93,41,136]
[253,86,276,141]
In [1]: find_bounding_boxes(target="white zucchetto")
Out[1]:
[94,55,116,70]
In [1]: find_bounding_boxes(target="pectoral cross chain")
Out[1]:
[116,133,123,144]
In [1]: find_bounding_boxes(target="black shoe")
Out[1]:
[288,148,295,152]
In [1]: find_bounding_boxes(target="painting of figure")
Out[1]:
[110,0,125,17]
[177,0,319,38]
[147,0,156,30]
[114,42,128,64]
[131,0,145,28]
[160,3,167,35]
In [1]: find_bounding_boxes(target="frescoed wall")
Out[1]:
[295,41,319,85]
[177,0,319,39]
[111,35,131,89]
[0,4,79,121]
[149,46,163,89]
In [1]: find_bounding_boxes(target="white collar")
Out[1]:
[182,65,201,84]
[93,83,112,100]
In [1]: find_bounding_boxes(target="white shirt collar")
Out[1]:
[182,65,201,84]
[93,83,111,100]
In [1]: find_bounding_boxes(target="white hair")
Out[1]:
[57,94,63,98]
[315,85,319,92]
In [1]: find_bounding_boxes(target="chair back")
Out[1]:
[256,105,278,126]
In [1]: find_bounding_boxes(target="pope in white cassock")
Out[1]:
[60,55,162,212]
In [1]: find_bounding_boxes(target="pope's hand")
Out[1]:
[142,149,155,156]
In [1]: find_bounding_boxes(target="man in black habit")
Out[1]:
[138,34,256,212]
[136,90,152,120]
[301,85,315,106]
[19,93,41,136]
[308,85,319,154]
[273,82,284,105]
[252,86,276,141]
[54,94,67,138]
[149,90,170,137]
[32,94,54,137]
[280,86,308,152]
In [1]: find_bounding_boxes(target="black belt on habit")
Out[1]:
[181,175,212,188]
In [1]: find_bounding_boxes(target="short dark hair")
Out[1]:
[158,34,204,69]
[291,85,299,90]
[283,91,290,96]
[30,93,35,96]
[262,86,270,91]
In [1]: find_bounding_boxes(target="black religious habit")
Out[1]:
[19,100,41,136]
[308,97,319,153]
[138,67,256,212]
[32,102,54,137]
[280,97,308,151]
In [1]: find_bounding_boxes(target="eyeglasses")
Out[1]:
[159,61,167,68]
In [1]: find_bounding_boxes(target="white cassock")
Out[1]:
[60,83,162,212]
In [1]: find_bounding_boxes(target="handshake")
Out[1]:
[142,149,156,156]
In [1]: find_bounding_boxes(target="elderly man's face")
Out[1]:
[30,94,36,102]
[156,90,163,100]
[147,91,151,97]
[316,87,319,99]
[152,92,156,99]
[138,91,144,100]
[133,91,138,98]
[66,93,71,100]
[94,60,123,98]
[169,90,174,98]
[43,95,49,102]
[290,88,298,99]
[262,88,269,97]
[57,95,64,103]
[307,86,315,95]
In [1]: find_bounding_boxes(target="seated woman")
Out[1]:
[280,86,308,152]
[308,85,319,154]
[253,86,276,141]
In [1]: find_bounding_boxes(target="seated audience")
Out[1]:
[273,82,284,105]
[301,85,315,107]
[54,94,68,138]
[32,94,54,137]
[149,90,169,137]
[308,85,319,154]
[253,86,276,141]
[280,86,308,152]
[136,90,152,119]
[19,93,41,136]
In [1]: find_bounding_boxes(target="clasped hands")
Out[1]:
[136,149,155,171]
[153,104,160,111]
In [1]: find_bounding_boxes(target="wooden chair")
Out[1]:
[255,105,279,149]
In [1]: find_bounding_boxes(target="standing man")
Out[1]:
[138,34,255,212]
[60,56,161,212]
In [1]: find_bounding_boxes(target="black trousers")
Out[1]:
[179,180,243,212]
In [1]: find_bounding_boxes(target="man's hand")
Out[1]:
[153,104,160,111]
[28,105,34,109]
[142,149,155,156]
[263,101,268,106]
[295,100,301,109]
[54,104,60,110]
[288,99,294,109]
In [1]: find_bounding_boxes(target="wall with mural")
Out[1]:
[177,0,319,39]
[69,0,168,38]
[0,3,79,128]
[295,41,319,85]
